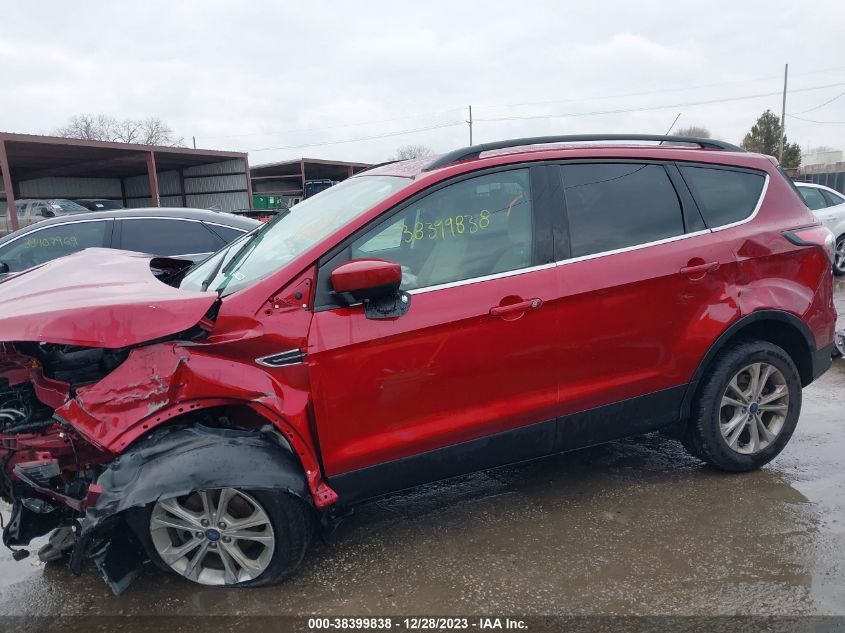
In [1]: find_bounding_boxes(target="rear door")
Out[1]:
[308,166,560,497]
[550,161,735,449]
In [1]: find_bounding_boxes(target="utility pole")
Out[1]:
[778,63,788,163]
[466,105,473,145]
[192,135,197,149]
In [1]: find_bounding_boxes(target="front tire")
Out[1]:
[132,488,312,587]
[683,340,802,472]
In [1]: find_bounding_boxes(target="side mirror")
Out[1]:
[0,261,8,274]
[331,259,411,319]
[40,209,55,218]
[331,258,401,301]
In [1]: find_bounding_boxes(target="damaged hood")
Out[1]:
[0,248,217,348]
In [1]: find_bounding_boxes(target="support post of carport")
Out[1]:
[0,140,19,231]
[146,150,160,207]
[244,157,253,210]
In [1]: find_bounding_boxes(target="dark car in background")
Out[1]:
[74,199,125,211]
[0,207,259,276]
[0,198,89,236]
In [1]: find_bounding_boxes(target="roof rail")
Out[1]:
[423,134,745,171]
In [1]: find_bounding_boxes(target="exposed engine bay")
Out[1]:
[0,343,130,565]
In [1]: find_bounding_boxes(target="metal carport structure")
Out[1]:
[0,132,252,231]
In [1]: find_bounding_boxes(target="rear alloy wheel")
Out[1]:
[718,363,789,454]
[143,487,311,587]
[834,235,845,276]
[683,340,802,471]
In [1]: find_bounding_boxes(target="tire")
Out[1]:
[682,340,802,472]
[129,488,312,587]
[834,234,845,276]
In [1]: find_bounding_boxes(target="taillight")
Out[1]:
[783,225,837,264]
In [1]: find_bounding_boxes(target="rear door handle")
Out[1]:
[680,261,719,277]
[489,298,542,317]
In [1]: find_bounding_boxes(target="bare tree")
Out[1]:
[675,125,711,138]
[393,144,433,160]
[54,114,184,146]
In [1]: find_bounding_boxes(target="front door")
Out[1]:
[308,167,560,498]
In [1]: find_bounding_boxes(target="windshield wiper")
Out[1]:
[200,249,229,292]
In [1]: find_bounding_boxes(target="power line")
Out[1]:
[790,89,845,115]
[203,66,845,144]
[204,107,465,141]
[475,64,845,112]
[247,120,463,152]
[473,82,845,124]
[787,114,845,124]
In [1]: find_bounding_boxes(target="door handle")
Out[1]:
[680,261,719,278]
[489,298,542,317]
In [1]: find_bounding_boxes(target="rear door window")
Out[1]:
[119,218,225,256]
[0,220,111,272]
[679,166,766,227]
[797,187,828,210]
[559,163,685,258]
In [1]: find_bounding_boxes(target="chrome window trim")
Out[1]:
[555,229,712,267]
[203,221,248,232]
[700,173,770,233]
[407,262,556,295]
[118,216,204,223]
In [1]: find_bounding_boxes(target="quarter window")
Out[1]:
[349,169,534,291]
[679,166,766,227]
[120,219,225,256]
[821,189,845,207]
[205,223,247,244]
[560,163,685,258]
[0,221,110,272]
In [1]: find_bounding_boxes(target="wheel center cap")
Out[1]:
[205,528,221,541]
[749,402,760,414]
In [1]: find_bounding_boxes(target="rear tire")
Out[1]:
[683,340,802,472]
[130,488,312,587]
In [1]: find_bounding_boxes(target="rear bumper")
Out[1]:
[811,343,837,381]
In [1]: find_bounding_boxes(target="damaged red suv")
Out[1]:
[0,134,837,591]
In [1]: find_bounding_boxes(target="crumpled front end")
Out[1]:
[0,343,118,559]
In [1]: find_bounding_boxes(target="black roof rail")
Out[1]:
[423,134,745,171]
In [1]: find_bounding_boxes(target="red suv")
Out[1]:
[0,135,837,591]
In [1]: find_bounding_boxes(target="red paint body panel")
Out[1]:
[0,248,216,348]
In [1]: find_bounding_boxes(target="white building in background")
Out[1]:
[801,150,843,168]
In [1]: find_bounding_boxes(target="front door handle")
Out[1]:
[680,261,719,278]
[489,298,542,317]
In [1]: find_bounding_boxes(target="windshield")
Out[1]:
[180,175,407,295]
[50,199,89,213]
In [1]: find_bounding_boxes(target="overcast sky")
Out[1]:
[3,1,845,165]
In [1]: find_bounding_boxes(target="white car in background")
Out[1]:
[795,182,845,276]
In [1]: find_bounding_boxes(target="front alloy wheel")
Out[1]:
[719,362,789,454]
[834,235,845,276]
[149,488,275,586]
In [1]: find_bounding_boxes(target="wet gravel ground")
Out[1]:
[0,281,843,617]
